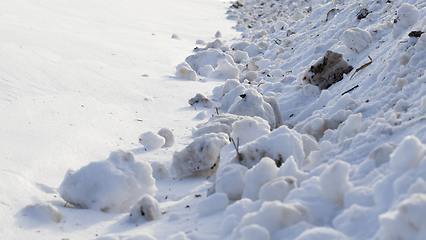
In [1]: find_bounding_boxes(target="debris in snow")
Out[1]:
[22,203,63,223]
[340,28,373,53]
[59,150,156,213]
[409,31,424,38]
[139,131,166,149]
[302,51,353,90]
[158,128,174,147]
[356,8,370,20]
[188,93,214,108]
[198,193,229,215]
[172,133,229,178]
[130,195,160,222]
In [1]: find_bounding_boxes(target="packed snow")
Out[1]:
[3,0,426,239]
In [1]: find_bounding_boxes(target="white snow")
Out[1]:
[139,131,166,149]
[59,150,157,213]
[4,0,426,239]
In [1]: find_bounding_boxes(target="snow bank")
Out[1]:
[172,133,229,178]
[59,150,156,213]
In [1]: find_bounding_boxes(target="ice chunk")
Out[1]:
[59,150,157,213]
[258,176,297,202]
[172,133,229,178]
[319,160,353,206]
[22,202,62,223]
[340,28,373,53]
[230,116,270,146]
[379,193,426,240]
[210,59,240,79]
[242,157,279,200]
[139,131,166,149]
[130,194,160,222]
[198,193,229,215]
[215,164,248,200]
[158,128,174,148]
[228,88,276,130]
[302,51,353,90]
[240,224,270,240]
[232,201,311,239]
[390,135,426,172]
[188,93,214,108]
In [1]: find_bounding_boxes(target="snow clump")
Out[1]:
[188,93,214,108]
[157,127,174,147]
[210,59,240,79]
[139,131,166,149]
[192,114,244,137]
[340,28,373,53]
[392,3,421,37]
[242,157,279,200]
[130,194,160,222]
[172,133,229,177]
[230,116,270,145]
[22,202,63,223]
[185,49,234,73]
[319,160,353,207]
[59,150,157,213]
[302,51,353,90]
[150,162,171,179]
[379,193,426,240]
[175,62,197,81]
[198,193,229,216]
[228,88,278,130]
[258,176,297,202]
[389,135,426,172]
[214,164,248,200]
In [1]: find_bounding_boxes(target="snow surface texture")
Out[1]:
[59,150,157,213]
[5,0,426,239]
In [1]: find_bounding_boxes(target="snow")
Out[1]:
[4,0,426,239]
[139,131,166,149]
[59,150,156,213]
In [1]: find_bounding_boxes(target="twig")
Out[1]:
[231,138,242,161]
[350,55,372,80]
[64,201,68,208]
[342,85,359,95]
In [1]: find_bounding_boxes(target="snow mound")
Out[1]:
[379,193,426,240]
[193,113,245,137]
[185,49,234,73]
[175,62,197,81]
[230,116,270,146]
[228,88,277,130]
[22,202,62,223]
[340,28,373,53]
[198,192,229,215]
[232,201,311,239]
[302,51,353,90]
[188,93,214,108]
[158,128,174,148]
[59,150,157,213]
[210,59,240,79]
[224,125,312,169]
[215,164,248,200]
[172,133,229,178]
[259,176,297,202]
[319,160,353,207]
[139,131,166,149]
[242,157,279,200]
[130,194,160,222]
